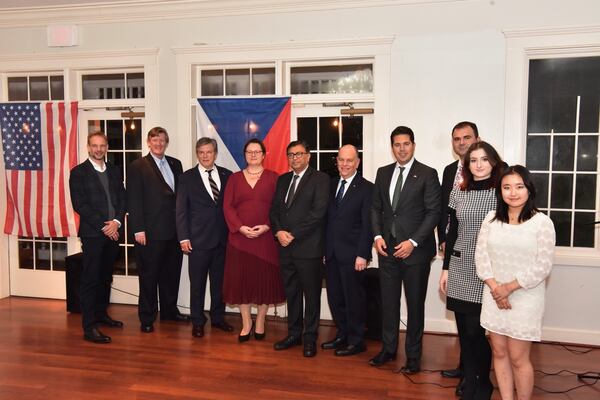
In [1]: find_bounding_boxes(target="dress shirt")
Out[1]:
[88,158,121,227]
[151,153,175,192]
[198,164,222,201]
[335,171,357,200]
[285,166,308,203]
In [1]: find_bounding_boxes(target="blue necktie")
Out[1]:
[335,179,347,206]
[160,159,174,191]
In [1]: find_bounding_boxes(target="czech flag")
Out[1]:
[196,97,291,174]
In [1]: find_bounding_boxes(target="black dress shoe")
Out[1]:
[273,335,301,351]
[192,324,204,338]
[97,315,124,328]
[140,324,154,333]
[441,367,463,378]
[239,322,253,343]
[211,321,234,332]
[335,343,367,357]
[400,358,421,374]
[254,324,266,341]
[368,350,397,366]
[456,376,465,397]
[303,341,317,357]
[321,336,346,350]
[84,327,111,344]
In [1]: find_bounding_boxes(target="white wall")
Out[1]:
[1,0,599,344]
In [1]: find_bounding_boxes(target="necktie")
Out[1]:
[206,169,220,202]
[391,166,405,238]
[160,159,174,191]
[453,163,463,188]
[335,179,347,206]
[286,175,299,208]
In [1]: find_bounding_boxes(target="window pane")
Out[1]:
[550,174,573,209]
[252,68,275,95]
[526,136,550,170]
[225,69,250,96]
[574,212,596,248]
[125,120,142,149]
[114,246,126,276]
[319,117,340,150]
[126,72,145,99]
[551,96,577,133]
[341,116,363,149]
[549,211,571,247]
[319,152,338,177]
[82,74,125,100]
[201,70,223,96]
[531,173,549,209]
[577,136,598,172]
[18,240,34,269]
[50,76,65,100]
[579,95,600,133]
[127,246,138,276]
[575,174,597,210]
[88,120,105,135]
[290,64,373,95]
[35,241,51,270]
[107,152,124,172]
[297,118,317,150]
[29,76,49,101]
[552,136,575,171]
[7,77,28,101]
[106,120,123,149]
[52,241,67,271]
[309,153,317,169]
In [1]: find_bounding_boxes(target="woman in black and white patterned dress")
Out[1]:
[439,141,505,400]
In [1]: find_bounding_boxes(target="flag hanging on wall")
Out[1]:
[1,102,79,237]
[196,97,291,174]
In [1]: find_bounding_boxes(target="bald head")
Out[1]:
[336,144,360,179]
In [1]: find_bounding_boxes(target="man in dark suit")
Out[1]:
[269,140,330,357]
[176,137,233,338]
[369,126,441,373]
[69,131,126,343]
[127,127,187,333]
[437,121,479,388]
[322,144,373,357]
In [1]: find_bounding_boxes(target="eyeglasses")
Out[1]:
[287,152,308,159]
[245,150,263,155]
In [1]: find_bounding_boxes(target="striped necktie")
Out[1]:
[206,169,219,202]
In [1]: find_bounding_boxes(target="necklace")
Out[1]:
[246,168,263,176]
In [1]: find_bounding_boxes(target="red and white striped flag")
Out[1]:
[1,102,79,237]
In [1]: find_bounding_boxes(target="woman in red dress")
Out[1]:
[222,138,285,342]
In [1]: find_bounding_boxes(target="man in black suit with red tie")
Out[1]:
[437,121,480,391]
[270,140,330,357]
[176,137,233,338]
[322,144,373,357]
[369,126,441,373]
[69,131,126,343]
[127,127,187,333]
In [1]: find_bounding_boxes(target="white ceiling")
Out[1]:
[0,0,176,10]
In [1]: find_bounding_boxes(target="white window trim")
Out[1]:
[503,26,600,267]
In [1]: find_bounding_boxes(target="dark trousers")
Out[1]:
[80,236,119,333]
[455,311,493,400]
[379,255,430,360]
[188,244,226,326]
[280,256,322,342]
[325,257,366,345]
[135,237,183,325]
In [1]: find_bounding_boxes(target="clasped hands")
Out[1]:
[490,283,513,310]
[102,220,119,241]
[374,238,414,259]
[239,225,270,239]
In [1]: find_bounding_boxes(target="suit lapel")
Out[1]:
[146,154,174,193]
[396,161,420,209]
[382,164,395,210]
[193,166,215,202]
[288,168,312,208]
[337,176,359,208]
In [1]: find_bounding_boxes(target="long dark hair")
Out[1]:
[493,165,538,223]
[460,141,503,190]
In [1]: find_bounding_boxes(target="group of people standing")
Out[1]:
[69,121,555,400]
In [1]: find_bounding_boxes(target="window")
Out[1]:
[526,57,599,248]
[82,72,145,100]
[197,66,276,96]
[290,64,373,95]
[18,237,67,271]
[7,75,64,101]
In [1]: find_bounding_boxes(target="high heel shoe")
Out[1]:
[254,323,266,341]
[238,322,253,343]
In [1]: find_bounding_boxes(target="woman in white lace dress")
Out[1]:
[475,165,555,400]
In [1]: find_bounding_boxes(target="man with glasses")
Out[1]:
[269,140,330,357]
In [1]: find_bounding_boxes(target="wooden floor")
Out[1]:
[0,297,598,400]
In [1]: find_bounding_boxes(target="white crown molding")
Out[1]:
[0,0,468,28]
[0,48,159,63]
[503,24,600,38]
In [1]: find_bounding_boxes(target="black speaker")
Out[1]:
[65,252,83,313]
[363,267,382,341]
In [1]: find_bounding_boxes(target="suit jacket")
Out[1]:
[437,160,459,245]
[126,153,183,241]
[269,167,330,259]
[371,160,441,265]
[69,159,126,238]
[325,175,374,265]
[175,164,232,250]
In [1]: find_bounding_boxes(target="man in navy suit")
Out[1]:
[127,127,186,333]
[369,126,441,372]
[176,137,234,338]
[69,131,126,343]
[322,144,373,357]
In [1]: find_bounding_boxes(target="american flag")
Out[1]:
[1,102,79,237]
